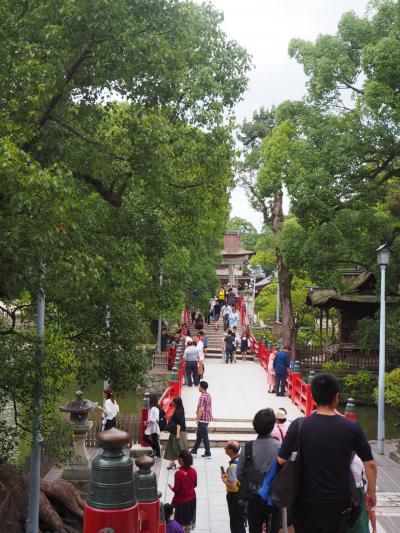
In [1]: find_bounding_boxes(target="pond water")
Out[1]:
[356,406,400,440]
[61,381,141,414]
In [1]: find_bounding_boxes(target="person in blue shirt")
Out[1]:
[273,345,291,396]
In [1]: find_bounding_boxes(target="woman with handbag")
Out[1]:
[164,397,188,470]
[169,450,197,532]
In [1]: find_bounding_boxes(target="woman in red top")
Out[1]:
[168,450,197,531]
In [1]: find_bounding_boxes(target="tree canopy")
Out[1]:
[0,0,251,460]
[241,0,400,348]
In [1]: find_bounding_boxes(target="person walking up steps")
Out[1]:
[143,393,161,458]
[240,333,249,361]
[222,302,232,331]
[195,334,205,379]
[183,340,200,387]
[224,329,236,364]
[190,381,212,458]
[164,396,188,470]
[213,301,221,330]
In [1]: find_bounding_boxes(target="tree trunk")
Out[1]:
[271,189,296,358]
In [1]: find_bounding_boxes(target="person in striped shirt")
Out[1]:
[190,381,212,458]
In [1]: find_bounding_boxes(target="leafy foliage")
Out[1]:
[343,370,377,406]
[0,0,250,461]
[380,368,400,412]
[227,217,258,250]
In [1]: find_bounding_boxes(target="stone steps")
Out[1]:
[160,415,256,446]
[160,431,255,447]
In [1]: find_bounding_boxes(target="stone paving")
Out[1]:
[157,356,394,532]
[158,448,231,533]
[181,358,303,424]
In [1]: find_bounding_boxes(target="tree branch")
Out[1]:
[47,117,130,162]
[38,50,92,128]
[339,82,364,95]
[77,174,131,207]
[23,49,92,151]
[13,395,32,433]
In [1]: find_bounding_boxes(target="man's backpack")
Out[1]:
[238,441,266,501]
[158,407,167,431]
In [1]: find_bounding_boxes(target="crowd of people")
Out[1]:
[139,372,377,533]
[100,285,378,533]
[141,381,212,532]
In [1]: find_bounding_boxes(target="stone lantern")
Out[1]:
[60,390,97,488]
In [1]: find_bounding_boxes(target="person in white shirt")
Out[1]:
[99,388,119,430]
[195,335,205,379]
[222,304,232,331]
[350,454,371,532]
[144,393,161,457]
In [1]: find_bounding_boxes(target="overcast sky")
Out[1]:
[200,0,369,230]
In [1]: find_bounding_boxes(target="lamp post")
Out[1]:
[26,264,45,533]
[376,244,391,455]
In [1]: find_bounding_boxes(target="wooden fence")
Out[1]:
[296,345,400,371]
[85,411,141,448]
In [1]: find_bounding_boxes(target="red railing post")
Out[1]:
[169,366,180,398]
[290,371,302,403]
[344,398,357,420]
[305,383,314,416]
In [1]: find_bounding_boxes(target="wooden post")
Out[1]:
[319,308,323,352]
[325,308,330,353]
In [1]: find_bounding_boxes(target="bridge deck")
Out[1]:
[181,357,302,427]
[157,351,397,532]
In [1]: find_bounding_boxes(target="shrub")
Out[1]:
[374,368,400,412]
[42,418,77,468]
[322,360,350,376]
[343,370,377,406]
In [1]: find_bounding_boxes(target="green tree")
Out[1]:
[240,112,300,354]
[227,217,258,249]
[0,0,251,460]
[284,1,400,286]
[255,273,318,346]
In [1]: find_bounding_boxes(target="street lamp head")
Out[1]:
[376,244,392,266]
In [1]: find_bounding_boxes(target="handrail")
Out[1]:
[159,385,175,420]
[241,297,317,417]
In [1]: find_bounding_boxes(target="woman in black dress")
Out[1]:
[164,397,188,469]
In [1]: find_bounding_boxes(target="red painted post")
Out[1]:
[84,429,139,533]
[291,372,302,404]
[344,398,357,420]
[305,383,314,416]
[140,393,150,447]
[135,456,160,533]
[169,366,180,398]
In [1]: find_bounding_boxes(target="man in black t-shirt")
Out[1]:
[224,329,236,363]
[278,373,377,533]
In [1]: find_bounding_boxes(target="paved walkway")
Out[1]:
[182,359,301,428]
[157,355,395,532]
[181,358,302,425]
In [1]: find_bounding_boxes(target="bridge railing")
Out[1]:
[241,297,317,417]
